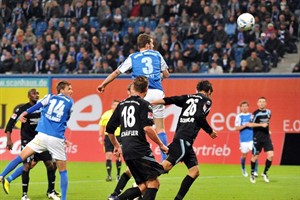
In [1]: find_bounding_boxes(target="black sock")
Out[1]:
[264,159,272,174]
[112,172,131,196]
[118,187,141,200]
[143,188,158,200]
[106,159,112,176]
[47,168,56,193]
[175,175,195,200]
[251,161,256,173]
[116,160,122,176]
[22,170,30,195]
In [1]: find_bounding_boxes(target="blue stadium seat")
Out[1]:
[35,21,48,37]
[146,20,157,31]
[89,17,99,29]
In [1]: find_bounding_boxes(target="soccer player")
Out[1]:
[250,97,273,183]
[151,80,218,200]
[97,33,170,161]
[0,81,74,200]
[106,76,168,200]
[2,88,60,200]
[99,100,122,182]
[234,101,265,177]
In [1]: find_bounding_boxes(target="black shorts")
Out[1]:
[167,138,198,169]
[21,139,53,164]
[126,154,164,185]
[253,133,274,155]
[104,135,121,152]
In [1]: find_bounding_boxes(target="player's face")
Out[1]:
[240,104,249,113]
[29,90,39,103]
[61,85,73,98]
[111,101,119,110]
[257,99,267,110]
[149,39,154,50]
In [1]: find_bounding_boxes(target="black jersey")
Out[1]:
[5,102,41,141]
[106,95,155,160]
[163,93,213,144]
[252,109,271,135]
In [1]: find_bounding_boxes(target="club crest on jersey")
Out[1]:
[11,113,18,119]
[148,112,153,119]
[206,100,211,106]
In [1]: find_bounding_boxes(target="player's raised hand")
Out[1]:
[19,111,28,123]
[209,130,218,139]
[97,84,105,93]
[6,136,13,150]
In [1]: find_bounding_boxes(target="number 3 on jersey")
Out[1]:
[122,106,136,128]
[141,57,153,74]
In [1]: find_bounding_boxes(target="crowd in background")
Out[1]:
[0,0,299,75]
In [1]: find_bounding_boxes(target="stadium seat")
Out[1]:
[35,21,48,37]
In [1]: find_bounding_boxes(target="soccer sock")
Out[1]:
[254,159,258,173]
[112,172,131,196]
[240,157,246,170]
[251,161,256,174]
[22,170,30,195]
[0,155,23,177]
[106,159,112,176]
[116,160,122,176]
[118,187,141,200]
[47,167,56,193]
[158,132,168,161]
[7,165,23,182]
[143,188,158,200]
[60,170,68,200]
[263,159,272,174]
[175,175,196,200]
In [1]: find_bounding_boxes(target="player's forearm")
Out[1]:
[101,70,121,87]
[108,133,120,148]
[144,126,164,147]
[151,99,166,105]
[235,125,246,131]
[26,102,43,113]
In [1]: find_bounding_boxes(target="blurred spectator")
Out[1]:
[11,57,22,74]
[86,0,97,18]
[208,60,223,74]
[101,59,113,73]
[120,0,132,19]
[0,37,12,54]
[0,51,14,73]
[64,55,76,74]
[292,60,300,73]
[226,60,238,73]
[0,2,12,24]
[182,40,198,71]
[45,52,59,73]
[74,1,86,20]
[214,23,227,44]
[140,0,153,21]
[174,59,188,73]
[242,41,256,60]
[74,60,89,74]
[21,52,34,74]
[62,2,74,21]
[154,0,165,20]
[187,19,200,40]
[246,51,262,72]
[191,62,200,73]
[236,60,250,73]
[34,53,46,74]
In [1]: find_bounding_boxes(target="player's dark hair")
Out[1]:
[137,33,152,49]
[240,100,249,107]
[196,80,213,93]
[57,80,71,94]
[113,99,120,103]
[127,83,132,91]
[28,88,37,96]
[133,76,148,93]
[258,96,266,100]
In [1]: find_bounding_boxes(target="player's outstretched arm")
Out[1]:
[209,130,218,139]
[19,111,28,123]
[97,69,121,93]
[151,99,166,105]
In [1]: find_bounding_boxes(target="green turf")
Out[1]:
[0,161,299,200]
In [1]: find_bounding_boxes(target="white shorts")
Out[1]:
[240,141,253,154]
[144,89,165,119]
[27,132,66,161]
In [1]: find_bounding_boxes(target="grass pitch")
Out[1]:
[0,161,299,200]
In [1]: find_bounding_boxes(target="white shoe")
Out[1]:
[250,173,256,183]
[21,195,30,200]
[254,172,258,177]
[261,173,270,183]
[242,169,248,177]
[48,192,61,200]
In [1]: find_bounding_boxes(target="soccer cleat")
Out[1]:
[262,173,270,183]
[106,176,112,182]
[242,169,248,177]
[107,194,118,200]
[47,191,61,200]
[250,173,256,183]
[254,172,258,177]
[47,190,61,198]
[21,195,30,200]
[2,178,10,194]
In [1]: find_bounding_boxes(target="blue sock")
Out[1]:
[158,132,168,161]
[7,165,23,182]
[0,156,23,177]
[254,159,258,173]
[60,170,68,200]
[240,157,246,170]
